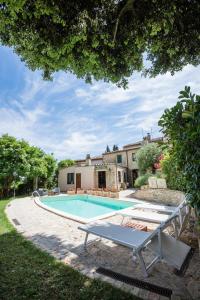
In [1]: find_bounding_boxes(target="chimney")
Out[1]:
[142,133,151,145]
[147,132,151,142]
[86,154,92,166]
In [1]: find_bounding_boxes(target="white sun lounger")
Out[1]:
[134,203,176,213]
[119,200,189,238]
[79,212,191,277]
[119,210,170,224]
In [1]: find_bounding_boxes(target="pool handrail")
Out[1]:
[32,190,41,198]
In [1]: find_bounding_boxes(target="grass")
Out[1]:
[0,198,141,300]
[0,199,13,234]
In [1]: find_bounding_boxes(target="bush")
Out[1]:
[159,86,200,210]
[136,143,162,175]
[155,170,163,178]
[134,173,152,188]
[160,152,187,192]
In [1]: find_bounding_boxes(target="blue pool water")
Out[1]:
[41,194,136,220]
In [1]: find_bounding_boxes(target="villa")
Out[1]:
[58,134,164,192]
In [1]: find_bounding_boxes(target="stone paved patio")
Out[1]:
[6,197,200,300]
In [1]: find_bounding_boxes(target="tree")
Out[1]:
[27,146,48,190]
[0,1,200,87]
[57,159,74,170]
[55,159,74,186]
[160,151,187,192]
[159,86,200,210]
[159,86,200,250]
[0,135,30,197]
[113,145,119,151]
[136,143,162,175]
[41,154,57,188]
[105,145,111,153]
[0,134,57,196]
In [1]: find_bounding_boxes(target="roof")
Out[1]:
[123,141,142,149]
[123,136,163,149]
[103,149,127,155]
[75,156,103,162]
[75,136,163,160]
[91,156,103,160]
[150,137,164,143]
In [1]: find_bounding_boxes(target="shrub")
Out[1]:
[155,170,163,178]
[136,143,162,175]
[159,86,200,250]
[160,152,187,192]
[134,173,152,188]
[159,86,200,210]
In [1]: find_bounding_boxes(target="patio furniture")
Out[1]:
[120,210,170,224]
[102,190,109,197]
[36,188,48,196]
[109,191,119,198]
[48,190,54,196]
[32,190,41,198]
[68,189,75,195]
[78,211,191,277]
[51,187,60,194]
[118,200,189,239]
[122,222,147,232]
[134,203,176,214]
[103,192,108,197]
[97,190,103,196]
[76,189,85,194]
[86,190,92,195]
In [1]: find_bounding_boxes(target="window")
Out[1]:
[117,154,122,164]
[118,171,121,183]
[132,153,136,161]
[67,173,74,184]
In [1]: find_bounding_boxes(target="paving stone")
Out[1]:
[6,197,200,299]
[187,280,200,300]
[171,295,182,300]
[159,296,169,300]
[138,289,150,300]
[147,292,160,300]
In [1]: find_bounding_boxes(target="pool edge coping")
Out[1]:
[34,196,141,224]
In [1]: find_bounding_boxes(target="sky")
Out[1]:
[0,45,200,160]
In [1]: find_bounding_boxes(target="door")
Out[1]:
[98,171,106,188]
[132,170,138,186]
[76,173,81,189]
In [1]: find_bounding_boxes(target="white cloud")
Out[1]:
[20,73,47,102]
[75,65,200,108]
[0,101,113,159]
[0,104,48,144]
[111,65,200,134]
[41,129,114,159]
[52,132,104,158]
[75,88,90,98]
[20,72,76,103]
[1,51,200,161]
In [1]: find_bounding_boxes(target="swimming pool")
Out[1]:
[36,194,136,223]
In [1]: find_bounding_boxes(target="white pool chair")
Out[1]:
[52,187,60,194]
[134,203,176,214]
[119,200,189,238]
[119,210,170,224]
[78,212,191,277]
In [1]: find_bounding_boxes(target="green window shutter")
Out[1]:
[117,155,122,164]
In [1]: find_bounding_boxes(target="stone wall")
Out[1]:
[133,188,185,206]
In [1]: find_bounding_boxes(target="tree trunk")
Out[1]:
[33,177,38,190]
